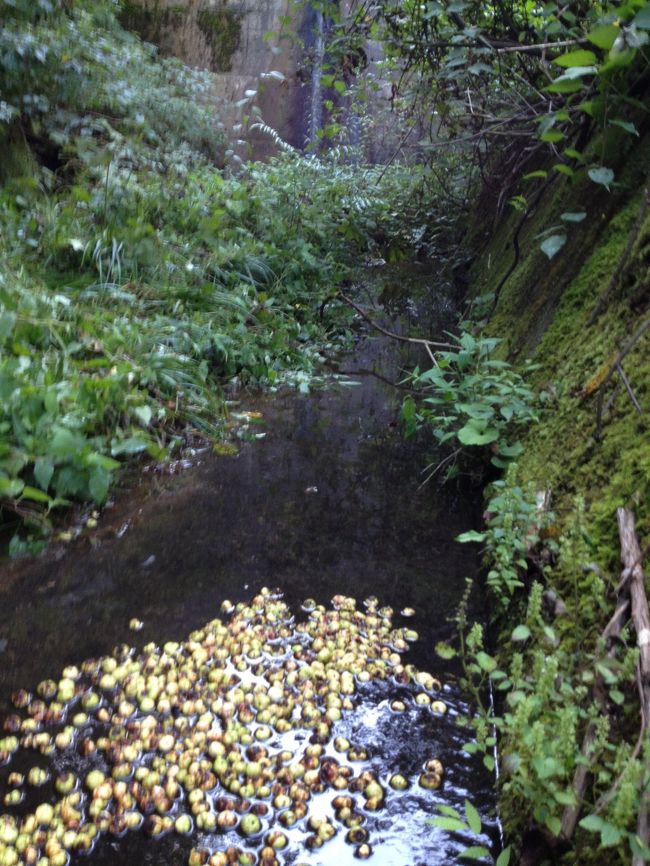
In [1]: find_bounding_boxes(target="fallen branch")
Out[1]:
[588,187,650,326]
[337,292,456,364]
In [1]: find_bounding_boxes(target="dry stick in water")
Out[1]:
[617,508,650,866]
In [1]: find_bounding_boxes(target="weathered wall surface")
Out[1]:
[120,0,310,158]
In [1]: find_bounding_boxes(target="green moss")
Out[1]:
[464,123,650,573]
[119,1,187,42]
[197,7,243,73]
[119,2,242,73]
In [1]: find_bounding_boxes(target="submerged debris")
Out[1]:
[0,590,447,866]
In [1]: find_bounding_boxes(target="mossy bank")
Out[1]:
[462,121,650,865]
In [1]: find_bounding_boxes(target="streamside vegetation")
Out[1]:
[0,0,452,552]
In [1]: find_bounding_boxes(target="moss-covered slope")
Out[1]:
[469,128,650,565]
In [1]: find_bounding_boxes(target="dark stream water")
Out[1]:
[0,265,496,866]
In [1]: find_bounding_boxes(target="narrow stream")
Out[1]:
[0,265,496,865]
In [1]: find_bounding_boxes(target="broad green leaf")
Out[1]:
[587,24,619,50]
[588,166,615,189]
[496,847,512,866]
[111,436,148,456]
[437,805,462,819]
[476,651,497,673]
[553,65,598,80]
[0,312,16,341]
[634,5,650,29]
[89,468,110,503]
[540,234,566,259]
[546,79,584,94]
[427,816,468,831]
[456,530,487,543]
[561,211,587,222]
[523,170,548,180]
[464,799,482,835]
[134,405,153,427]
[554,789,577,806]
[545,815,562,837]
[20,486,51,504]
[0,477,25,497]
[579,814,605,832]
[553,49,597,67]
[511,624,531,642]
[457,422,499,446]
[609,119,639,136]
[435,642,458,659]
[600,822,623,846]
[34,458,54,491]
[460,846,491,860]
[554,164,574,177]
[541,129,564,143]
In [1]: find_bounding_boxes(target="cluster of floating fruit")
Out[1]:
[0,589,447,866]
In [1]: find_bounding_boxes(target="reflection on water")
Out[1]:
[0,265,495,864]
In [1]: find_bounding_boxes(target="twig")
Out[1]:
[616,364,642,413]
[588,187,649,326]
[337,292,456,352]
[594,316,650,438]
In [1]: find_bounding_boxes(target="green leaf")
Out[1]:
[554,790,577,806]
[588,166,615,189]
[579,814,605,832]
[460,846,491,860]
[609,688,625,705]
[437,805,461,819]
[464,799,482,835]
[435,642,458,659]
[0,477,25,498]
[540,234,566,259]
[634,5,650,29]
[134,405,153,427]
[20,486,51,504]
[428,816,468,832]
[0,312,16,341]
[541,130,564,143]
[496,847,512,866]
[561,211,587,222]
[89,468,110,503]
[456,530,487,543]
[609,119,639,136]
[523,170,548,180]
[545,814,562,837]
[587,24,619,50]
[600,822,623,847]
[476,651,497,673]
[34,458,54,491]
[545,79,584,94]
[553,49,598,67]
[457,422,499,446]
[511,624,531,642]
[111,436,148,456]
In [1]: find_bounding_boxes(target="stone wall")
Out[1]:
[120,0,309,159]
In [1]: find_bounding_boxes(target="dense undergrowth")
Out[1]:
[0,0,457,552]
[426,125,650,866]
